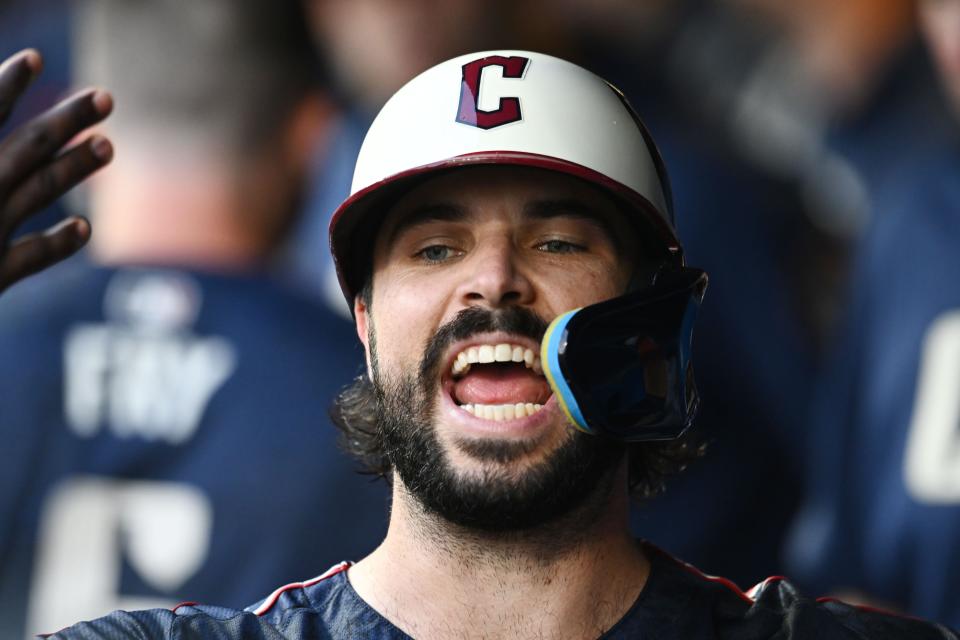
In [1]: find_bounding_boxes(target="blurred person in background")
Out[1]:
[719,0,952,242]
[659,0,953,338]
[0,0,388,637]
[784,0,960,625]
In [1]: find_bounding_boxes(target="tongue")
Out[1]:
[453,363,552,405]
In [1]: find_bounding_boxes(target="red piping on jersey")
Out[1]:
[252,561,352,616]
[172,601,199,613]
[674,561,760,605]
[647,542,760,605]
[745,576,787,600]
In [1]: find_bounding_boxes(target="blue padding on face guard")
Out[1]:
[542,309,593,434]
[541,267,707,442]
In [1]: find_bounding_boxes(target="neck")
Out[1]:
[349,464,649,640]
[87,152,270,271]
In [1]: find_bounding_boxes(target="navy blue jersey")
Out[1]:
[0,261,389,638]
[50,544,957,639]
[786,143,960,625]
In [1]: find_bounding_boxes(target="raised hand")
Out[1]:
[0,48,113,294]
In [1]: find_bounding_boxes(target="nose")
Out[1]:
[458,237,534,308]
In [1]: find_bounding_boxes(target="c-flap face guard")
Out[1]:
[541,267,708,442]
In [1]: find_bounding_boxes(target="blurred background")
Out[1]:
[1,0,959,637]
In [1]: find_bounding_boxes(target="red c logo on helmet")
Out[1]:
[456,55,530,130]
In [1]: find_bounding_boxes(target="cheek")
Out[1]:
[590,261,631,298]
[536,260,629,310]
[370,272,450,374]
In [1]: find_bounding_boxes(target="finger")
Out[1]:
[0,49,41,130]
[0,88,113,194]
[0,216,90,293]
[0,134,112,239]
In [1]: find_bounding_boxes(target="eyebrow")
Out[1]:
[523,198,610,223]
[384,203,466,246]
[523,199,622,246]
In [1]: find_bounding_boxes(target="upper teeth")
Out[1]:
[451,343,542,378]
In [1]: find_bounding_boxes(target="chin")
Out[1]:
[401,423,621,533]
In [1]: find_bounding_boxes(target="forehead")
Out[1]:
[379,165,630,238]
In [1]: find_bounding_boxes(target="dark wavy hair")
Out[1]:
[330,282,705,501]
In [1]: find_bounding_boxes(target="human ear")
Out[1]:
[354,295,374,377]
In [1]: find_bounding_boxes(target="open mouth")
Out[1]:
[447,341,552,421]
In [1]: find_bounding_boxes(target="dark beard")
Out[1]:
[370,306,624,532]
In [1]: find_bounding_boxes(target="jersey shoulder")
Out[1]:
[48,605,284,640]
[744,575,959,639]
[624,545,959,640]
[244,561,352,619]
[245,562,409,639]
[50,563,384,639]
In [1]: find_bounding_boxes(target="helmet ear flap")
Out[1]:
[541,267,707,442]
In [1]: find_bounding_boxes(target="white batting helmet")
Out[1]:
[329,50,683,305]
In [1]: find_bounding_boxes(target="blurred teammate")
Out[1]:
[51,50,958,638]
[0,1,388,637]
[785,0,960,626]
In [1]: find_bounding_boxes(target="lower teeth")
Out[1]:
[461,403,543,421]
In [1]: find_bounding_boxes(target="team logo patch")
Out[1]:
[456,55,530,129]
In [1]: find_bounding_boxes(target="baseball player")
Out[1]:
[22,50,960,638]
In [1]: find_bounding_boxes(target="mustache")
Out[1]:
[418,306,550,382]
